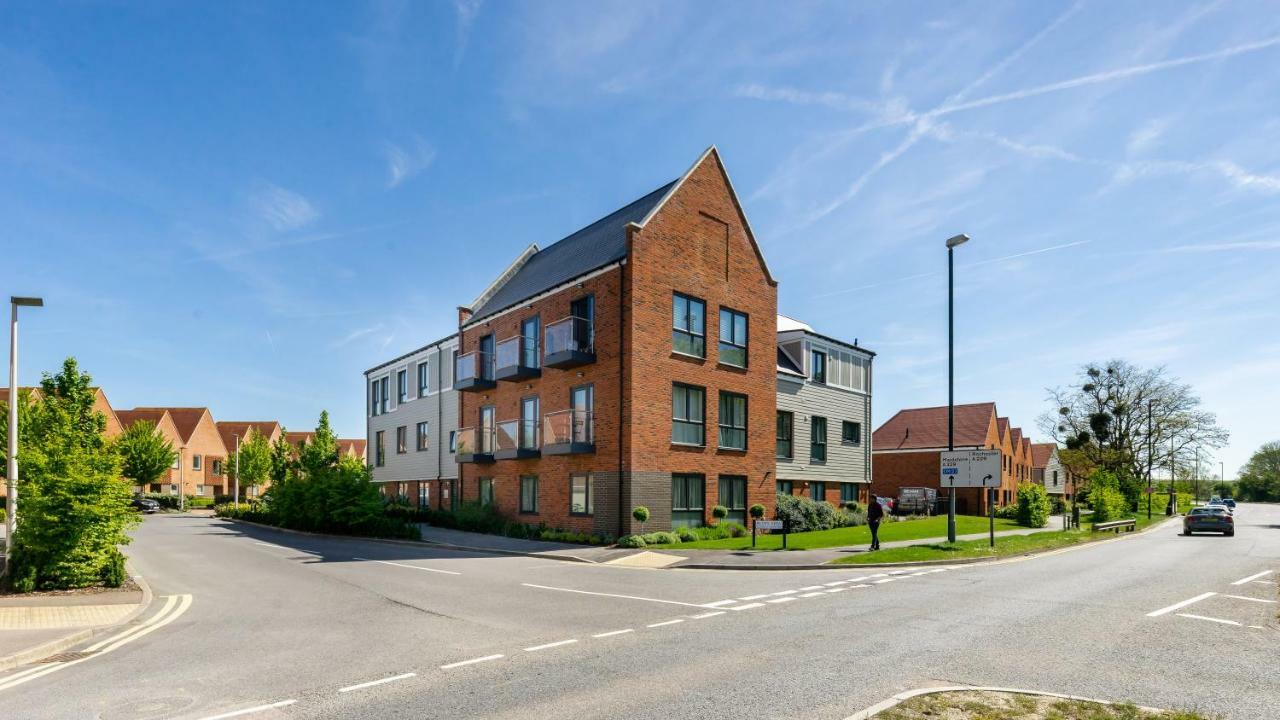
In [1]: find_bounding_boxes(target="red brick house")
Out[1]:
[217,421,283,498]
[453,147,778,536]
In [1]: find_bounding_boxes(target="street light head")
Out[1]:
[11,296,43,307]
[945,234,970,249]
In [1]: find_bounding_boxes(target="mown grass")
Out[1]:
[646,515,1022,551]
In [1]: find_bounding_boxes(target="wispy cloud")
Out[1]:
[384,135,437,188]
[331,324,383,350]
[1126,117,1170,155]
[1106,159,1280,195]
[453,0,483,67]
[1157,239,1280,253]
[734,83,883,114]
[250,183,318,232]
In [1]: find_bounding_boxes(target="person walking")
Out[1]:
[867,494,884,551]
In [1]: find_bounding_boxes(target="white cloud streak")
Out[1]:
[384,135,437,188]
[250,183,318,232]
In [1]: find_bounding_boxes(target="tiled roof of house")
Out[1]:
[285,432,366,459]
[134,407,209,443]
[467,180,677,322]
[997,417,1010,442]
[1010,426,1024,451]
[1031,442,1056,468]
[216,421,281,451]
[116,408,172,430]
[873,402,997,451]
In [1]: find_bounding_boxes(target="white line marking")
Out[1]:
[689,611,726,619]
[872,578,895,584]
[521,583,712,608]
[909,571,930,576]
[338,673,416,693]
[869,573,889,578]
[1232,570,1273,586]
[1249,625,1265,629]
[592,629,634,638]
[738,594,771,601]
[730,602,765,611]
[845,576,871,582]
[1223,594,1276,603]
[798,586,825,592]
[887,570,910,575]
[1176,613,1241,626]
[85,595,178,652]
[197,699,297,719]
[353,557,461,575]
[703,599,739,607]
[825,588,845,593]
[524,639,578,652]
[766,597,798,604]
[770,589,798,596]
[799,592,826,598]
[440,654,504,670]
[1147,592,1217,617]
[647,619,684,628]
[848,584,872,589]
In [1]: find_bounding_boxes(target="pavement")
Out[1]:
[0,573,150,673]
[0,505,1274,719]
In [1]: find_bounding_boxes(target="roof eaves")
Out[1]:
[365,332,460,376]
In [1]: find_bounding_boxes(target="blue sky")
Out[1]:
[3,1,1278,476]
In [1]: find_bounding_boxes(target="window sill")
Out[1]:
[717,446,747,453]
[670,442,706,449]
[716,362,748,372]
[518,510,539,516]
[671,350,706,363]
[569,512,594,518]
[840,441,861,447]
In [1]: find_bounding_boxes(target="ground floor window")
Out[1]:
[479,477,495,506]
[397,481,408,499]
[672,474,706,528]
[570,474,593,515]
[418,483,429,507]
[810,481,825,503]
[777,480,794,496]
[718,476,746,526]
[520,475,538,514]
[196,485,205,496]
[840,483,859,505]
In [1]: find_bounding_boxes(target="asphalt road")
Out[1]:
[2,504,1276,719]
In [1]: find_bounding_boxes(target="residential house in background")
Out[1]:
[449,147,777,536]
[364,333,460,509]
[775,315,874,511]
[0,386,123,439]
[216,421,283,498]
[116,408,188,495]
[131,407,228,497]
[1032,442,1071,499]
[284,432,367,462]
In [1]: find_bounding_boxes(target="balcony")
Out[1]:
[542,409,594,455]
[493,419,540,460]
[455,426,495,464]
[454,351,496,391]
[494,335,541,381]
[543,316,594,369]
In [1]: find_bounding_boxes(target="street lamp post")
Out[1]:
[1146,400,1153,520]
[233,433,241,509]
[4,297,43,575]
[945,233,969,544]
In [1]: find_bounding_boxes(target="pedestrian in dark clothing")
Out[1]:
[867,495,884,550]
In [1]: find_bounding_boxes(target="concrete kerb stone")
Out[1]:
[0,559,154,673]
[841,684,1167,719]
[217,517,599,565]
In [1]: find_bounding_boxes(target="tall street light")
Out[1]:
[233,433,241,509]
[5,296,43,571]
[945,233,969,544]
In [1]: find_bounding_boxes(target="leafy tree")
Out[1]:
[267,429,294,487]
[1015,482,1051,528]
[1211,481,1234,499]
[632,506,649,533]
[224,428,271,500]
[1,358,138,591]
[1041,360,1228,484]
[1236,441,1280,502]
[116,420,176,489]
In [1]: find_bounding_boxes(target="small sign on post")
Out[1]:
[754,519,785,549]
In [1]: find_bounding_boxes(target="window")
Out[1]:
[1052,470,1059,486]
[718,308,748,367]
[842,421,862,444]
[478,477,495,506]
[810,481,826,502]
[825,349,869,391]
[172,455,179,469]
[521,317,540,368]
[196,484,205,495]
[520,475,538,514]
[417,361,430,397]
[570,474,593,515]
[416,421,429,451]
[672,293,706,357]
[418,483,429,507]
[192,454,202,471]
[776,411,794,459]
[379,377,389,414]
[448,431,457,453]
[777,480,793,495]
[396,426,407,454]
[520,397,539,449]
[810,416,827,462]
[371,380,380,416]
[397,482,407,498]
[672,474,706,528]
[397,369,408,403]
[375,431,385,467]
[480,405,496,452]
[478,335,495,380]
[212,459,222,476]
[840,483,859,504]
[672,383,705,445]
[718,476,747,526]
[811,350,827,384]
[717,391,747,450]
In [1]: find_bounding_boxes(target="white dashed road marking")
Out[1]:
[1231,570,1273,585]
[524,639,578,652]
[703,599,739,607]
[738,594,771,601]
[338,673,416,693]
[798,586,825,592]
[799,592,826,598]
[767,597,798,604]
[1147,592,1216,617]
[1223,594,1276,604]
[197,699,297,720]
[592,629,634,638]
[1176,613,1242,626]
[689,611,726,619]
[771,589,798,596]
[440,654,504,670]
[353,558,461,576]
[730,602,765,611]
[521,583,715,608]
[647,619,684,628]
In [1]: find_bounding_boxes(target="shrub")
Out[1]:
[842,501,864,513]
[101,549,127,588]
[643,531,680,545]
[711,505,728,521]
[775,493,841,532]
[994,503,1019,520]
[726,522,747,538]
[1016,482,1051,528]
[632,506,650,523]
[1090,486,1130,524]
[617,534,647,549]
[143,493,181,510]
[749,503,765,519]
[674,526,698,542]
[836,508,868,527]
[187,496,215,508]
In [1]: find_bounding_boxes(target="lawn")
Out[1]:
[878,690,1214,720]
[646,514,1022,551]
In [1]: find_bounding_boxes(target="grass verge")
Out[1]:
[877,689,1215,719]
[647,515,1022,551]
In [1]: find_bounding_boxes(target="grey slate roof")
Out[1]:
[468,181,677,322]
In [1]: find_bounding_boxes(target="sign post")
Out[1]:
[940,450,1002,546]
[754,519,784,549]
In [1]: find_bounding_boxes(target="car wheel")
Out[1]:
[1182,530,1191,536]
[1225,531,1234,537]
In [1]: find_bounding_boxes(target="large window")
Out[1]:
[718,476,747,526]
[379,377,389,414]
[212,459,222,476]
[811,416,827,462]
[842,421,861,445]
[418,483,429,507]
[416,421,429,451]
[375,431,385,467]
[810,481,826,502]
[811,350,827,384]
[396,426,407,454]
[672,293,706,357]
[521,316,541,368]
[825,348,870,392]
[672,474,706,528]
[397,369,408,403]
[371,380,380,416]
[520,396,539,449]
[777,480,793,495]
[840,483,859,504]
[192,454,202,471]
[717,391,747,450]
[417,361,430,397]
[570,474,593,515]
[776,411,794,459]
[718,308,748,367]
[520,475,538,514]
[672,383,706,446]
[478,477,494,506]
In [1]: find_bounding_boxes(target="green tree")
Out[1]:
[116,420,176,489]
[1015,482,1051,528]
[1,358,138,591]
[267,429,294,487]
[225,428,271,500]
[1236,441,1280,502]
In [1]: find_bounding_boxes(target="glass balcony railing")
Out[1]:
[544,316,594,367]
[495,420,519,453]
[495,335,540,379]
[454,351,496,389]
[455,426,495,460]
[543,409,593,452]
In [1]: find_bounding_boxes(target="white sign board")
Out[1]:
[755,519,784,530]
[940,450,1002,488]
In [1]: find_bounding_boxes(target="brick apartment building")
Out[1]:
[871,402,1040,515]
[446,147,778,537]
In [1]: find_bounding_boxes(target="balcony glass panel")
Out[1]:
[545,316,593,357]
[455,351,495,383]
[543,409,593,446]
[496,337,522,371]
[495,420,519,453]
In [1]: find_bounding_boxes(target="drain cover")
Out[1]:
[38,651,96,663]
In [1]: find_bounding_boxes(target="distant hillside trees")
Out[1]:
[1236,441,1280,502]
